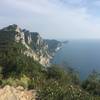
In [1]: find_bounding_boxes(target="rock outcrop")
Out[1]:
[0,24,51,66]
[0,85,36,100]
[0,24,62,66]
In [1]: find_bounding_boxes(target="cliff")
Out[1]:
[45,39,62,56]
[0,25,99,100]
[0,24,51,66]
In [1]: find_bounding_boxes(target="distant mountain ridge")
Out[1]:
[0,24,62,66]
[45,39,62,56]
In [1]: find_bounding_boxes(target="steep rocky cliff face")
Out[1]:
[0,24,51,66]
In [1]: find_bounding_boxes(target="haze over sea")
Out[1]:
[53,39,100,80]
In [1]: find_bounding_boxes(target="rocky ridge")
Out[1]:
[0,24,52,66]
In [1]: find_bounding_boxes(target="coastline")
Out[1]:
[49,41,68,65]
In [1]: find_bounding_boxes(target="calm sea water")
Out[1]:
[52,40,100,80]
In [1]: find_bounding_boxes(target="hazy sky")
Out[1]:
[1,0,100,39]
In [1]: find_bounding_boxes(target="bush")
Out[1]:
[1,42,100,99]
[47,65,66,80]
[82,71,100,96]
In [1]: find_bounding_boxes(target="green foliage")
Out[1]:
[47,65,66,80]
[0,42,43,78]
[45,39,61,53]
[0,42,100,99]
[82,71,100,96]
[2,75,30,88]
[39,79,98,100]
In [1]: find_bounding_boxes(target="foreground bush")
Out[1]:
[0,43,100,99]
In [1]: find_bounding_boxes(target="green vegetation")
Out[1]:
[45,39,62,54]
[82,70,100,96]
[0,42,100,100]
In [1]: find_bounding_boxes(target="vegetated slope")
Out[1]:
[0,45,99,100]
[0,25,100,100]
[45,39,62,56]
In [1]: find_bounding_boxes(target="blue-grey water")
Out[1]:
[52,40,100,80]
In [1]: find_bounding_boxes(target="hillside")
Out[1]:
[45,39,62,56]
[0,25,63,67]
[0,24,51,66]
[0,25,100,100]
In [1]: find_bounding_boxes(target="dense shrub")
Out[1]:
[82,71,100,96]
[0,42,100,99]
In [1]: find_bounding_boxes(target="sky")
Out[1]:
[1,0,100,39]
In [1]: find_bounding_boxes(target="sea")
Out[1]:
[52,39,100,80]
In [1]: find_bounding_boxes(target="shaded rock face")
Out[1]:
[0,85,36,100]
[45,39,62,56]
[0,24,51,66]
